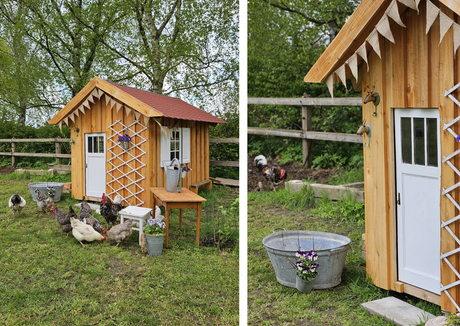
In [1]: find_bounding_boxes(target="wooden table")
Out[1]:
[150,187,206,248]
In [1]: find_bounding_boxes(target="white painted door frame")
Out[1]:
[395,108,441,294]
[85,133,106,198]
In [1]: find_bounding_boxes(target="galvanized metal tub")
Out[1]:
[262,228,351,289]
[28,182,65,202]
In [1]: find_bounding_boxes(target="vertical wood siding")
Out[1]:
[362,0,459,311]
[69,94,210,211]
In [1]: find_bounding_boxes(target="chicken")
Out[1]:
[9,194,26,218]
[52,205,77,237]
[70,215,106,247]
[81,215,105,234]
[254,155,287,191]
[106,219,132,247]
[79,196,93,221]
[100,193,123,229]
[34,189,54,213]
[155,205,164,221]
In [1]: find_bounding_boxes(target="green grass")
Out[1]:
[247,189,442,325]
[324,168,364,185]
[0,177,238,325]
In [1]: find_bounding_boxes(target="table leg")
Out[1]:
[139,218,144,245]
[179,209,183,229]
[196,203,201,246]
[165,207,170,248]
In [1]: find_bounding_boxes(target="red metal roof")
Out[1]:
[108,81,226,124]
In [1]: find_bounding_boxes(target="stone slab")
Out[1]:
[285,180,364,202]
[361,297,435,326]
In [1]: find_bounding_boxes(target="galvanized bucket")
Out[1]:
[28,182,65,202]
[262,228,351,289]
[164,158,182,193]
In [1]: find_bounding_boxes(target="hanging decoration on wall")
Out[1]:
[324,0,460,98]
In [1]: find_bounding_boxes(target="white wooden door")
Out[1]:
[395,108,440,294]
[85,133,106,198]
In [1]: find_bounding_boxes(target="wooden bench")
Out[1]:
[190,179,212,194]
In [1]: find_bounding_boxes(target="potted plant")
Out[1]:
[117,134,132,150]
[143,218,166,256]
[295,250,319,293]
[181,165,192,178]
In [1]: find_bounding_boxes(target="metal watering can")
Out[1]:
[163,158,182,193]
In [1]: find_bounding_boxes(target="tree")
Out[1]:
[93,0,238,107]
[248,0,362,165]
[0,2,58,125]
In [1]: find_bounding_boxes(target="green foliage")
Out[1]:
[326,168,364,185]
[448,314,460,325]
[309,192,365,226]
[200,187,239,251]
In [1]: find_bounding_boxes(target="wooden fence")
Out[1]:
[248,96,363,167]
[0,137,239,168]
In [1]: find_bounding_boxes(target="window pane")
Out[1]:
[414,118,425,165]
[401,118,412,164]
[170,142,175,151]
[88,137,93,153]
[427,118,438,167]
[94,137,99,153]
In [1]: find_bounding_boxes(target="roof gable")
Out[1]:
[304,0,460,84]
[49,76,225,125]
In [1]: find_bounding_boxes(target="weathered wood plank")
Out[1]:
[0,138,70,143]
[248,97,362,106]
[0,152,71,158]
[209,138,239,143]
[247,127,362,143]
[209,161,239,167]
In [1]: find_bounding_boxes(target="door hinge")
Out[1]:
[397,193,401,205]
[86,163,87,168]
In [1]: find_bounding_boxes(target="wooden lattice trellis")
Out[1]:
[107,119,147,207]
[441,83,460,312]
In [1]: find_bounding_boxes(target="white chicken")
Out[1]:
[155,205,164,221]
[70,216,107,247]
[9,194,26,218]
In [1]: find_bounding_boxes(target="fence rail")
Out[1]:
[0,137,239,168]
[248,96,363,167]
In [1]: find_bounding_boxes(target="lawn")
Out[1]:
[0,175,239,325]
[247,187,443,326]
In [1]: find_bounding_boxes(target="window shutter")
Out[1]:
[182,128,191,164]
[160,127,170,167]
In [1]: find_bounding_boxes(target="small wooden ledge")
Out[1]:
[190,179,212,194]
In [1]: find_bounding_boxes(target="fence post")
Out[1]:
[302,94,313,168]
[11,140,16,167]
[55,139,61,165]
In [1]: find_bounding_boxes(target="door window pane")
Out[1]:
[401,118,412,164]
[98,137,104,153]
[93,137,98,153]
[427,118,438,167]
[414,118,425,165]
[88,137,93,153]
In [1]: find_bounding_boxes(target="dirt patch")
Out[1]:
[0,166,15,175]
[248,155,342,192]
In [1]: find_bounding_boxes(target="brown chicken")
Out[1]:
[100,193,123,229]
[254,155,287,191]
[106,219,132,247]
[34,189,54,213]
[52,205,77,237]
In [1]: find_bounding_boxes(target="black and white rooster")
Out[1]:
[9,194,26,218]
[254,155,287,191]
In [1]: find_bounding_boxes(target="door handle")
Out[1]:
[397,193,401,205]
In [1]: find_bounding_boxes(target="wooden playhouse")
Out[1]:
[48,76,225,209]
[304,0,460,312]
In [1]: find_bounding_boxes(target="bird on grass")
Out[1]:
[9,194,26,218]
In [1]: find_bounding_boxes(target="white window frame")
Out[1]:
[160,127,190,167]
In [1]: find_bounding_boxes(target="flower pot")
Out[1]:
[295,274,317,293]
[145,234,165,256]
[120,140,130,150]
[182,171,187,178]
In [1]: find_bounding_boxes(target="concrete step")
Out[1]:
[74,202,101,214]
[361,297,435,326]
